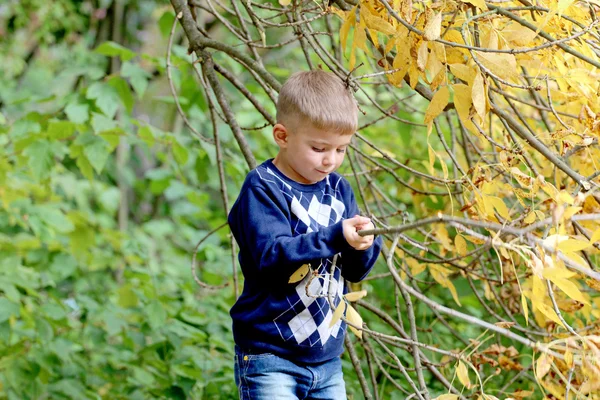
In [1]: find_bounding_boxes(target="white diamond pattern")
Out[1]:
[257,165,349,347]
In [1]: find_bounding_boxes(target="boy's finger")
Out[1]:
[351,215,371,225]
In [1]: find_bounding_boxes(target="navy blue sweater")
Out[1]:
[228,159,382,364]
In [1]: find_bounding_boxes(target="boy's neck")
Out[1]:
[272,153,320,185]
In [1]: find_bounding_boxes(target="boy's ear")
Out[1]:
[273,124,289,148]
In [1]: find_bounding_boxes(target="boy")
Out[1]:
[228,70,382,399]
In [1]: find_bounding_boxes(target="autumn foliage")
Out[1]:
[169,0,600,398]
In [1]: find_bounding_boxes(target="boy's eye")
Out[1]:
[337,148,346,154]
[312,147,324,152]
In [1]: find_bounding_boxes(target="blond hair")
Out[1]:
[276,70,358,135]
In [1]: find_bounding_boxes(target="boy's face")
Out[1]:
[273,122,352,184]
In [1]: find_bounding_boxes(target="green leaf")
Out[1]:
[86,82,120,119]
[47,120,76,140]
[108,76,134,114]
[173,141,189,165]
[94,41,136,61]
[13,233,42,250]
[118,285,139,308]
[35,317,54,343]
[37,206,75,233]
[146,300,167,330]
[138,125,155,147]
[42,303,67,320]
[76,153,95,180]
[23,139,54,180]
[64,102,89,124]
[77,133,112,174]
[69,223,95,261]
[49,379,87,398]
[99,129,124,150]
[10,119,41,139]
[91,112,117,134]
[131,367,156,386]
[121,61,150,97]
[158,11,176,38]
[0,298,20,323]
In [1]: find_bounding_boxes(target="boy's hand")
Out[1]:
[343,215,375,251]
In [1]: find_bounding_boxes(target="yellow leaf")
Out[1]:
[384,38,396,58]
[417,41,428,71]
[424,11,442,41]
[340,8,356,55]
[586,278,600,291]
[435,224,453,251]
[557,191,575,205]
[524,212,536,224]
[474,51,518,81]
[471,72,486,120]
[564,349,573,368]
[557,0,575,17]
[532,274,546,303]
[345,290,367,302]
[542,234,569,250]
[460,0,488,9]
[485,30,499,50]
[552,278,588,304]
[455,234,467,256]
[535,353,553,380]
[424,86,449,124]
[501,24,538,46]
[557,239,591,253]
[452,84,475,132]
[433,395,459,400]
[483,396,500,400]
[438,150,448,179]
[288,264,310,284]
[537,302,563,326]
[354,24,368,54]
[510,167,533,188]
[562,206,581,221]
[521,292,529,325]
[443,30,465,45]
[449,64,476,85]
[542,267,576,281]
[345,304,363,339]
[563,251,589,270]
[488,196,510,220]
[329,300,346,328]
[360,7,396,35]
[407,258,426,276]
[480,194,495,218]
[350,24,367,71]
[409,63,419,88]
[390,41,411,85]
[589,228,600,244]
[279,0,291,5]
[430,265,462,306]
[457,361,472,388]
[428,144,436,174]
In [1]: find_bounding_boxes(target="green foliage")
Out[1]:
[0,2,239,398]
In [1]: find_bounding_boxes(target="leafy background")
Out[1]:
[2,0,600,399]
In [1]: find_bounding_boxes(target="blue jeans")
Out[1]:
[234,348,347,399]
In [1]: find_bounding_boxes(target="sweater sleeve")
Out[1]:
[229,186,351,282]
[340,189,382,283]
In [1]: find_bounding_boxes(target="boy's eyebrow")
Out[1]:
[310,139,352,146]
